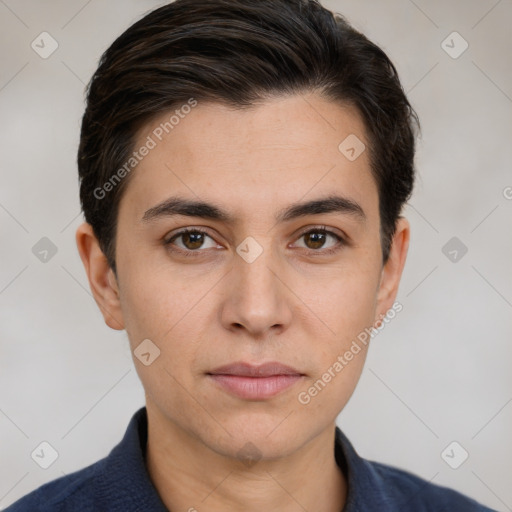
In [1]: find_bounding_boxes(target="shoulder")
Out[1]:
[5,407,166,512]
[367,459,496,511]
[4,459,105,512]
[335,427,496,511]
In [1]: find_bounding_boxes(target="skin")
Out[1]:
[76,92,410,512]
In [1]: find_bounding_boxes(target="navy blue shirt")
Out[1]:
[5,407,496,511]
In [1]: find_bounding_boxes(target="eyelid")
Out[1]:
[290,225,347,254]
[165,226,213,242]
[294,224,346,240]
[164,226,220,247]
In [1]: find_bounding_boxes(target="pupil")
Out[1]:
[307,232,325,249]
[185,232,203,249]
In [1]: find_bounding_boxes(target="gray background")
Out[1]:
[1,0,511,509]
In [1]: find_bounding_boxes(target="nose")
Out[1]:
[219,242,293,339]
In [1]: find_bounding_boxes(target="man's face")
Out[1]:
[97,93,407,459]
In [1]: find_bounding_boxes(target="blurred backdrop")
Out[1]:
[0,0,511,509]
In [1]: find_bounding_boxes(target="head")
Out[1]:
[76,0,418,460]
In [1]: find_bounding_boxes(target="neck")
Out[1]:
[145,406,347,512]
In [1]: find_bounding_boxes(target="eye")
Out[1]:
[292,226,346,255]
[164,225,346,258]
[164,228,219,256]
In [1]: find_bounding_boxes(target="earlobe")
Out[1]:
[75,222,125,331]
[375,217,410,320]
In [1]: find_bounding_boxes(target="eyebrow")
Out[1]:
[141,194,366,225]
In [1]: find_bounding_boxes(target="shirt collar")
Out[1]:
[98,406,168,511]
[100,406,378,511]
[334,425,388,511]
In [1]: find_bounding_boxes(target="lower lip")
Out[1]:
[208,374,303,400]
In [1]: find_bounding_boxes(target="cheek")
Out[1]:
[293,260,379,410]
[118,269,202,404]
[117,262,209,385]
[301,349,368,401]
[296,281,374,415]
[117,279,160,342]
[116,252,194,341]
[298,263,380,343]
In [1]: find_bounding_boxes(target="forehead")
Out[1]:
[119,93,379,227]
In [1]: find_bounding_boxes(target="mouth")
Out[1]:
[206,362,305,400]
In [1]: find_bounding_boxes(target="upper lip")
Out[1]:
[208,362,304,377]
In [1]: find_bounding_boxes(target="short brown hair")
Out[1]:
[78,0,420,275]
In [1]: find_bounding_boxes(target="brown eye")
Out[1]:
[294,227,345,254]
[165,228,217,253]
[179,231,205,250]
[303,231,328,250]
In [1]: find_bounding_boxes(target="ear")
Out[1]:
[75,222,125,331]
[375,216,410,321]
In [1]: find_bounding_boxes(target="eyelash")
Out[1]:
[163,226,346,258]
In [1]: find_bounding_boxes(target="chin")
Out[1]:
[205,413,309,461]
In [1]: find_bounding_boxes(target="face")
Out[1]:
[77,92,409,460]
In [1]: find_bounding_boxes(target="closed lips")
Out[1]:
[207,362,304,377]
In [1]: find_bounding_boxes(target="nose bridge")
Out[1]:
[236,234,281,304]
[238,238,277,288]
[223,234,291,335]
